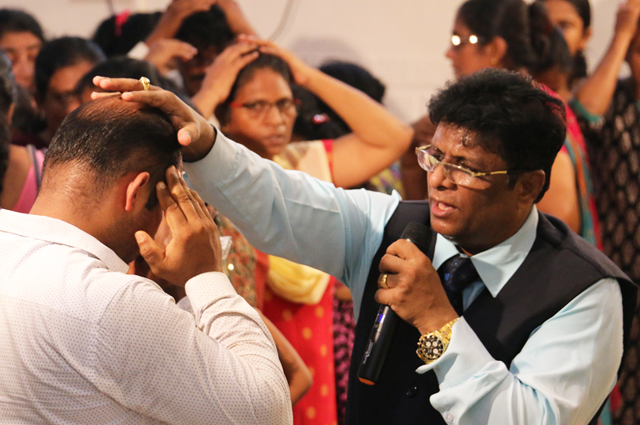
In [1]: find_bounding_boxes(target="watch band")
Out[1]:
[416,317,459,364]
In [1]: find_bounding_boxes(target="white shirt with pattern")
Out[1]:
[0,209,292,424]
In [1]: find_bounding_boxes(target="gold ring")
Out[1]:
[378,273,389,289]
[139,76,150,91]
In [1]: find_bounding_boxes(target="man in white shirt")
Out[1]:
[93,71,636,425]
[0,95,292,424]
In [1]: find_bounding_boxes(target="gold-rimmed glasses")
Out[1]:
[415,145,515,189]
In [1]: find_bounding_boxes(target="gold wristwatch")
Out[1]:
[416,318,459,364]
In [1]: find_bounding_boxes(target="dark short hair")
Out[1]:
[44,96,180,209]
[216,53,293,125]
[428,68,566,202]
[175,5,234,51]
[35,37,105,99]
[92,12,162,57]
[457,0,557,74]
[0,9,44,43]
[0,50,16,196]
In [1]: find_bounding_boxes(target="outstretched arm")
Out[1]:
[253,37,414,188]
[574,0,640,115]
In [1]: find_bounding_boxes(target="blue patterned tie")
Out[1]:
[438,255,480,315]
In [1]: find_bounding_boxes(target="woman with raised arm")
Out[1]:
[191,37,412,425]
[404,0,601,249]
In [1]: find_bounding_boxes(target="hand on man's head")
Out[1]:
[91,76,215,162]
[135,166,223,286]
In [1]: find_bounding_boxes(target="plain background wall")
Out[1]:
[0,0,620,123]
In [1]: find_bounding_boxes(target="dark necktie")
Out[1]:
[438,255,480,315]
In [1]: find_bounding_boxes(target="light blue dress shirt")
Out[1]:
[184,131,624,425]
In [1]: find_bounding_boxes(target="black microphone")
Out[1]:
[358,222,434,385]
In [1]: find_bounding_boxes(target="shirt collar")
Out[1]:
[0,209,129,273]
[432,207,539,298]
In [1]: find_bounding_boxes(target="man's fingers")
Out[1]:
[157,178,188,232]
[136,230,165,271]
[93,76,162,93]
[378,254,405,277]
[166,166,201,223]
[177,125,198,147]
[91,91,121,100]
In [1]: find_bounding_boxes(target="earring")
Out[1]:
[491,58,498,66]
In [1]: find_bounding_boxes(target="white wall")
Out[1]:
[1,0,618,123]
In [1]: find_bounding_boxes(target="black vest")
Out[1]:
[345,201,637,425]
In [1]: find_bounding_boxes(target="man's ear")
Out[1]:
[517,170,546,206]
[124,172,151,212]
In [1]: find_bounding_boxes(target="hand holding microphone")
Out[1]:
[358,222,435,385]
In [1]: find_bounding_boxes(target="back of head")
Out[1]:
[291,60,386,140]
[175,5,234,51]
[319,60,386,103]
[458,0,557,74]
[35,36,105,100]
[0,8,44,42]
[216,53,293,125]
[428,68,566,202]
[0,50,17,196]
[92,12,163,57]
[44,96,180,207]
[530,26,573,89]
[537,0,591,83]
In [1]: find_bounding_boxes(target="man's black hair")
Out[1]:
[35,37,105,99]
[428,68,566,202]
[175,5,234,51]
[44,96,180,209]
[216,53,293,125]
[0,9,44,43]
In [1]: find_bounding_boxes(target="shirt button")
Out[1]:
[446,413,454,423]
[405,386,419,398]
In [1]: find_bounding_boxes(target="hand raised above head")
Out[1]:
[192,41,259,118]
[92,76,215,162]
[375,239,458,335]
[135,166,223,286]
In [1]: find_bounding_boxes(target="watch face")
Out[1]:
[422,335,444,360]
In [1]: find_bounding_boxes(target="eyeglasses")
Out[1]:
[229,98,298,118]
[415,145,516,189]
[451,34,482,49]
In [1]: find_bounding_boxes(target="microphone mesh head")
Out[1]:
[400,222,433,254]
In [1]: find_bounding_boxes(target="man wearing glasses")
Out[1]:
[98,68,636,425]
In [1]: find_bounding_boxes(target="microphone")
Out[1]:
[358,222,434,385]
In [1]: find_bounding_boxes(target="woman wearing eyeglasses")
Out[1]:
[192,37,413,425]
[406,0,600,249]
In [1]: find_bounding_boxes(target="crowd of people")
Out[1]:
[0,0,639,424]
